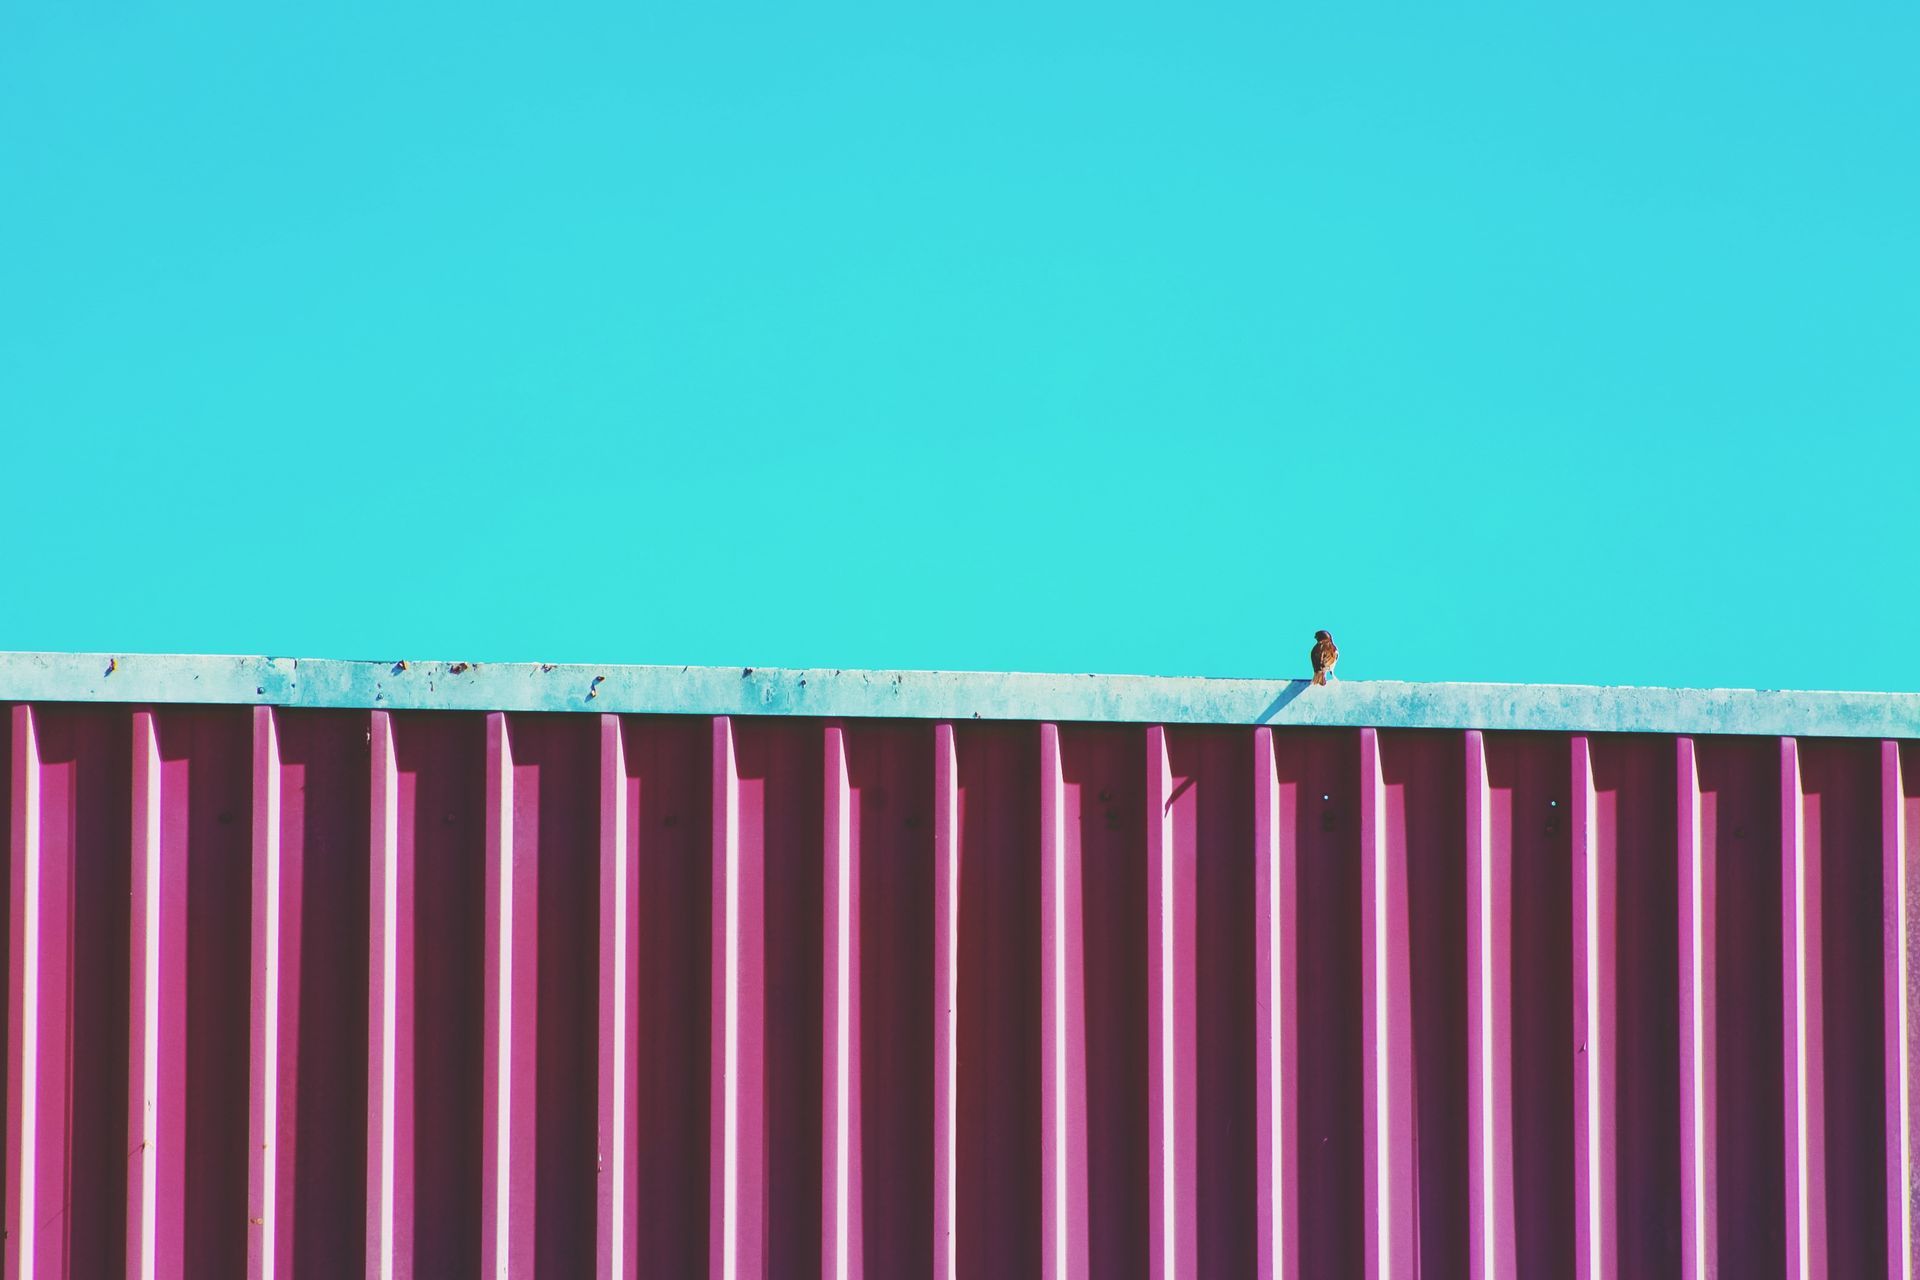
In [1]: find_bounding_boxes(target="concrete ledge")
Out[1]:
[0,651,1913,738]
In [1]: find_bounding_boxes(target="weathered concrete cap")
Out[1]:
[1,651,1914,738]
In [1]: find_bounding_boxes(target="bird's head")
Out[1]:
[1314,630,1333,643]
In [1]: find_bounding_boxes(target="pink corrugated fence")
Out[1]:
[5,698,1919,1277]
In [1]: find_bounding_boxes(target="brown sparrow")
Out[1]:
[1309,630,1339,685]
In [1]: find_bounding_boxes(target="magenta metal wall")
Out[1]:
[5,702,1918,1278]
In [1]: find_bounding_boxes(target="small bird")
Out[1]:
[1309,630,1339,685]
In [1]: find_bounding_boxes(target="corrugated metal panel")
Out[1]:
[3,658,1918,1277]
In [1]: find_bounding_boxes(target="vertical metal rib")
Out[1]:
[1146,725,1197,1280]
[1252,728,1297,1280]
[1361,723,1385,1280]
[365,711,399,1279]
[1359,727,1415,1279]
[597,714,629,1279]
[1677,737,1715,1279]
[1886,740,1915,1280]
[1466,730,1515,1277]
[822,724,862,1279]
[247,706,283,1279]
[1570,737,1615,1279]
[1146,724,1172,1280]
[1779,738,1827,1277]
[128,710,162,1280]
[1039,723,1088,1279]
[6,704,40,1276]
[481,712,515,1278]
[932,723,959,1280]
[708,716,764,1280]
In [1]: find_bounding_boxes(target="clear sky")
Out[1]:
[3,6,1914,691]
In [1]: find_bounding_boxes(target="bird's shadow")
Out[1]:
[1256,679,1313,724]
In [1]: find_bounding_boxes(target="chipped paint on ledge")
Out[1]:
[0,651,1914,738]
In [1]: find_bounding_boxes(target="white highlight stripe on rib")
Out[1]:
[1267,751,1283,1273]
[139,716,161,1280]
[1789,745,1811,1280]
[1687,744,1707,1280]
[609,724,629,1280]
[1051,737,1068,1280]
[1372,741,1390,1278]
[492,724,514,1280]
[378,723,398,1280]
[1160,753,1176,1280]
[18,709,40,1277]
[1582,750,1602,1280]
[1475,741,1495,1280]
[835,741,852,1280]
[1898,743,1913,1280]
[945,737,959,1280]
[261,711,283,1280]
[722,732,740,1280]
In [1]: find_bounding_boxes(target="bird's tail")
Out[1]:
[1312,670,1327,686]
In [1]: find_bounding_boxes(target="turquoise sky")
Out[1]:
[4,6,1914,691]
